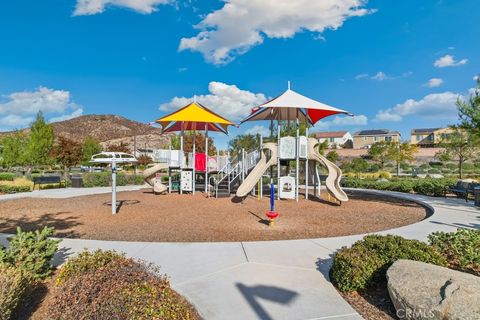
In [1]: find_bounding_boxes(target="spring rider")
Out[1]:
[266,181,279,226]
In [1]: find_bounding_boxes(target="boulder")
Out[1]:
[387,260,480,320]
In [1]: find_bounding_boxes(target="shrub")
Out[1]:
[56,250,122,285]
[48,250,199,320]
[342,177,456,197]
[0,173,15,181]
[0,264,28,320]
[0,185,31,194]
[428,228,480,275]
[0,227,60,281]
[330,235,447,292]
[83,172,145,187]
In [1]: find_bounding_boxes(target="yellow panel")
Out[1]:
[155,103,235,125]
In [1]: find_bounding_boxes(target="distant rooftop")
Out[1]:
[411,128,441,134]
[354,129,400,136]
[314,131,348,138]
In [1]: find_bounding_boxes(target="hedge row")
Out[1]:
[82,172,144,188]
[342,177,457,196]
[0,172,15,181]
[0,185,31,194]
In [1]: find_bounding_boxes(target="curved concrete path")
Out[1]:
[0,188,478,320]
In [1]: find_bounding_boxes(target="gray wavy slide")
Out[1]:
[235,139,348,203]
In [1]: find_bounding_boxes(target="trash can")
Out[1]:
[475,187,480,207]
[71,175,83,188]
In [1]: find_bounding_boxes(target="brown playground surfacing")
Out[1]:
[0,189,430,242]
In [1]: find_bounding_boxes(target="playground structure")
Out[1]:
[145,84,353,204]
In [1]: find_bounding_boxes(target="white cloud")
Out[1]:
[424,78,443,88]
[314,114,368,129]
[373,91,463,122]
[0,87,83,130]
[49,108,84,123]
[159,81,267,121]
[179,0,374,64]
[245,125,271,137]
[371,71,388,81]
[474,75,479,81]
[73,0,171,16]
[434,54,468,68]
[355,73,369,80]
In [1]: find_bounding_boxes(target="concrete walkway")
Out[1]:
[0,188,478,320]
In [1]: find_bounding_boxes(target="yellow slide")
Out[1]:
[143,163,169,194]
[308,138,349,203]
[236,143,277,198]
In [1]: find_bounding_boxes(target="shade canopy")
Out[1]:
[155,102,236,134]
[242,88,351,124]
[162,121,228,134]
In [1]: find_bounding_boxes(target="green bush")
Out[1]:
[428,228,480,275]
[0,264,28,320]
[342,177,457,197]
[83,172,145,187]
[330,235,447,292]
[0,227,60,281]
[0,185,31,194]
[0,173,15,181]
[48,250,199,320]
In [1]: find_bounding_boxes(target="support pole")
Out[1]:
[260,135,263,199]
[180,122,184,195]
[193,127,196,195]
[295,110,299,202]
[205,123,208,194]
[305,125,309,200]
[111,158,117,215]
[277,119,281,200]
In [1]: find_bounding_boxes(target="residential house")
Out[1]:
[410,127,454,148]
[353,129,401,149]
[314,131,352,148]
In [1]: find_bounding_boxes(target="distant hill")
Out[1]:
[0,114,174,151]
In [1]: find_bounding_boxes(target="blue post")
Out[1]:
[270,182,275,212]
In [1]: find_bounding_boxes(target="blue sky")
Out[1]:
[0,0,478,148]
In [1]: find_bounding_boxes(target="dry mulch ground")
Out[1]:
[0,189,429,242]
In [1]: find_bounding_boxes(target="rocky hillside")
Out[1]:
[0,114,174,150]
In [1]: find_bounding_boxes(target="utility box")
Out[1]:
[70,175,83,188]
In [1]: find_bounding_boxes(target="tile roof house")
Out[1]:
[353,129,401,149]
[313,131,352,148]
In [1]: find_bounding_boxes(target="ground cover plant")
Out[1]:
[47,250,200,320]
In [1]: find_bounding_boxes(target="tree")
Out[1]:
[52,136,83,177]
[317,140,329,155]
[81,136,103,165]
[326,150,339,163]
[0,132,28,168]
[228,134,260,158]
[351,158,369,177]
[388,141,418,176]
[26,112,54,167]
[368,141,392,169]
[182,132,217,155]
[437,128,479,179]
[106,141,131,153]
[137,154,153,166]
[458,77,480,138]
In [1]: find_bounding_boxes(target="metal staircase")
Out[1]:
[210,149,260,198]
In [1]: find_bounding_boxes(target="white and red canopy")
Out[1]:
[242,88,352,124]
